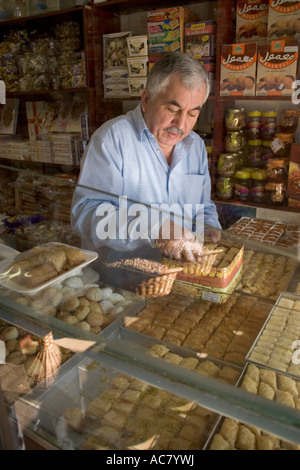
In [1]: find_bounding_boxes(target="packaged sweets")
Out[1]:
[234,169,251,201]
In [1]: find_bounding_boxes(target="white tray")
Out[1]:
[0,242,20,261]
[0,242,98,295]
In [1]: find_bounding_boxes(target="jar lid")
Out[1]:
[262,111,277,117]
[274,133,295,143]
[262,140,272,146]
[247,111,262,117]
[242,167,253,173]
[251,169,266,179]
[235,170,251,178]
[282,109,299,117]
[248,140,262,145]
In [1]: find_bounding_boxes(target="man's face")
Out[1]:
[141,72,207,156]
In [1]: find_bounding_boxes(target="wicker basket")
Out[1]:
[104,258,183,298]
[135,268,182,298]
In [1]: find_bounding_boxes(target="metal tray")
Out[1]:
[246,292,300,379]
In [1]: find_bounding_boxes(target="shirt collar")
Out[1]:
[130,103,196,149]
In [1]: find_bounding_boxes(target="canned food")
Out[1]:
[234,169,251,201]
[279,109,299,133]
[225,108,246,131]
[225,131,246,153]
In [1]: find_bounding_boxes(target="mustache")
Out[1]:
[164,127,184,135]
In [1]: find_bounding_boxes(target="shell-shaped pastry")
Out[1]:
[85,287,103,302]
[101,287,113,299]
[87,311,104,327]
[61,296,80,312]
[65,276,84,289]
[77,321,91,331]
[3,326,18,341]
[108,293,125,304]
[100,299,114,314]
[6,350,27,365]
[75,306,90,321]
[65,315,78,325]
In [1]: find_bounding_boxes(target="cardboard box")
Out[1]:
[220,42,257,96]
[127,57,148,77]
[26,101,48,141]
[236,0,269,42]
[147,7,188,59]
[288,143,300,196]
[103,83,130,98]
[0,99,19,135]
[103,67,128,83]
[268,0,300,39]
[103,32,132,68]
[256,39,298,96]
[128,78,147,97]
[185,21,216,59]
[127,36,148,57]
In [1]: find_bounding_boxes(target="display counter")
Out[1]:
[0,167,300,451]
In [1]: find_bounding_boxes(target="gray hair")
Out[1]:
[146,52,210,101]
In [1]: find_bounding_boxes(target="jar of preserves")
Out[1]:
[266,158,288,183]
[279,109,299,133]
[234,170,251,201]
[216,176,234,200]
[225,108,246,131]
[251,169,266,203]
[271,133,295,159]
[246,110,261,139]
[261,111,277,140]
[261,140,274,164]
[225,131,246,153]
[265,183,287,206]
[217,153,239,177]
[247,140,263,167]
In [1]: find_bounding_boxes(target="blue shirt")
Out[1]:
[71,104,221,253]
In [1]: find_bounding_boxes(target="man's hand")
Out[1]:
[155,220,203,263]
[204,228,222,243]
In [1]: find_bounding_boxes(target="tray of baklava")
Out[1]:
[246,292,300,378]
[122,291,272,367]
[204,361,300,450]
[17,337,242,450]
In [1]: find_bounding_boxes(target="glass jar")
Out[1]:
[261,140,274,164]
[246,110,261,140]
[251,169,267,203]
[217,153,239,177]
[216,176,234,200]
[279,109,299,133]
[225,108,246,131]
[261,111,277,140]
[266,158,288,183]
[247,140,263,167]
[271,133,295,159]
[225,131,246,153]
[234,170,251,201]
[265,183,287,206]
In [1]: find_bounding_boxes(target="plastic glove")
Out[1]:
[155,220,203,263]
[204,228,222,243]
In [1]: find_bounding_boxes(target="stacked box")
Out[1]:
[51,133,82,165]
[236,0,269,42]
[26,101,49,141]
[103,31,132,98]
[256,39,298,96]
[268,0,300,40]
[147,7,190,67]
[220,42,257,96]
[185,21,216,59]
[126,35,148,97]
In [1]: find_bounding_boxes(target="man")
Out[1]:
[71,52,221,281]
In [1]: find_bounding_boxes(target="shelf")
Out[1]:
[212,196,300,213]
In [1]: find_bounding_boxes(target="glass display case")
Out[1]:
[0,163,300,451]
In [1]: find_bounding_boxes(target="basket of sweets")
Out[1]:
[105,258,183,298]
